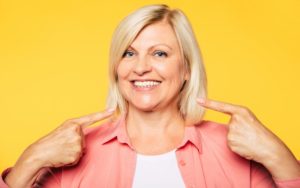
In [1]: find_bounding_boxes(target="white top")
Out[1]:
[132,150,186,188]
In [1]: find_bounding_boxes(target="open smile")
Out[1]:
[130,80,162,89]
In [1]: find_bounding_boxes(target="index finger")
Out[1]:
[197,98,241,115]
[72,108,115,128]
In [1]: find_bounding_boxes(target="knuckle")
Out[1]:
[68,155,78,163]
[69,150,82,162]
[74,144,83,153]
[227,132,237,144]
[231,114,240,122]
[229,145,238,153]
[239,106,251,116]
[70,125,80,132]
[229,123,238,131]
[63,119,80,127]
[227,133,234,143]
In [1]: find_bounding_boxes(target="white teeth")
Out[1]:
[133,81,160,88]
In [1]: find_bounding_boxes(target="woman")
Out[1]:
[1,4,300,188]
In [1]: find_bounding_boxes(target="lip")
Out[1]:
[130,79,162,82]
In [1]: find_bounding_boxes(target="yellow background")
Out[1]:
[0,0,299,171]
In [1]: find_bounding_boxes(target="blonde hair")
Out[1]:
[106,4,207,124]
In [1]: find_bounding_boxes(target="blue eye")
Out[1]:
[122,50,135,58]
[154,51,168,57]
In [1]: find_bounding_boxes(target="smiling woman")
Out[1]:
[1,4,300,188]
[106,5,207,124]
[117,22,188,114]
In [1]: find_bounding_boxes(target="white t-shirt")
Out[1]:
[132,150,186,188]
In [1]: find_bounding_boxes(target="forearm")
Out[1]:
[261,145,300,181]
[5,150,45,188]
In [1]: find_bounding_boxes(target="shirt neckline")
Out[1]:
[99,115,203,154]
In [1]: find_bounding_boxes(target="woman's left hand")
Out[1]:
[197,98,300,180]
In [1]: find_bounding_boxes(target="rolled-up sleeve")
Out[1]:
[251,161,300,188]
[0,168,62,188]
[0,168,11,188]
[275,178,300,188]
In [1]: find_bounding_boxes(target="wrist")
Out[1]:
[259,147,300,180]
[254,137,288,165]
[5,147,46,187]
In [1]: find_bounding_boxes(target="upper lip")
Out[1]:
[130,79,162,82]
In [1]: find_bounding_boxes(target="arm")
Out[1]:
[2,109,114,188]
[250,160,300,188]
[4,154,46,187]
[1,168,62,188]
[3,150,61,187]
[197,98,300,182]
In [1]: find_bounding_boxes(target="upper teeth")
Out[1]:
[134,81,160,87]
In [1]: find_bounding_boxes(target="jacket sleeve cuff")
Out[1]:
[0,168,11,188]
[274,177,300,188]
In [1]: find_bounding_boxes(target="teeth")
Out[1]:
[133,81,160,88]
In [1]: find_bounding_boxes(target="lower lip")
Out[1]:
[131,82,161,91]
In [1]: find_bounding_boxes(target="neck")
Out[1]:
[125,105,186,155]
[126,105,185,137]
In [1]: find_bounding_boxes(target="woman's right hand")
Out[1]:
[5,109,115,188]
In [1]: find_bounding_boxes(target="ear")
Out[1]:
[184,71,190,81]
[183,66,190,81]
[180,68,190,92]
[182,59,190,81]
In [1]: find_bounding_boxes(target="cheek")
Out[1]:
[117,62,132,97]
[117,62,131,79]
[154,60,185,81]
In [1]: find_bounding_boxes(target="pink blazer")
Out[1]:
[1,117,300,187]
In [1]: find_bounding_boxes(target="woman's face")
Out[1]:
[117,21,188,112]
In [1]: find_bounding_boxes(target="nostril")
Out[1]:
[133,67,152,75]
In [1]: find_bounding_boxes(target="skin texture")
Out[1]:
[4,20,300,187]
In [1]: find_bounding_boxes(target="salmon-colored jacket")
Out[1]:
[1,117,300,188]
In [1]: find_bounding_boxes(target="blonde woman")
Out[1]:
[2,4,300,188]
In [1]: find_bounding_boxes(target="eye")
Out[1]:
[122,50,135,58]
[154,50,168,57]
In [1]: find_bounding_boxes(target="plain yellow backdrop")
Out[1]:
[0,0,299,172]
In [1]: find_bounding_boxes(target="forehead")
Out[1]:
[130,21,180,49]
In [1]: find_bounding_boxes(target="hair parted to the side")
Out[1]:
[106,4,207,124]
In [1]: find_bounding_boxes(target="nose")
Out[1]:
[133,56,152,76]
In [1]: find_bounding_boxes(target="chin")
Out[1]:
[128,99,160,112]
[132,103,158,112]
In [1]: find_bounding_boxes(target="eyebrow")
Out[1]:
[150,44,173,50]
[128,43,173,51]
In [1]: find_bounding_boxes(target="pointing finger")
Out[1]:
[197,98,240,115]
[72,108,115,128]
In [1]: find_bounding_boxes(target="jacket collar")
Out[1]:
[177,124,202,153]
[99,115,202,153]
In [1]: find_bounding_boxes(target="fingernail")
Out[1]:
[197,98,205,104]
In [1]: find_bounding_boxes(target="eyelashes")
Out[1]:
[122,50,168,58]
[122,50,134,58]
[153,51,168,57]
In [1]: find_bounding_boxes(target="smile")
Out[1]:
[132,80,161,88]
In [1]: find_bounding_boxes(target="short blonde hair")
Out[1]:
[106,4,207,124]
